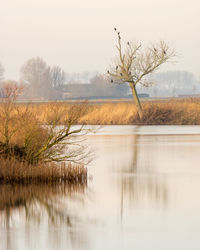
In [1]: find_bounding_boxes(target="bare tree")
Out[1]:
[20,57,52,99]
[0,63,4,82]
[107,28,176,118]
[20,58,67,99]
[50,65,66,90]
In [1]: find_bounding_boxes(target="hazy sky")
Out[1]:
[0,0,200,80]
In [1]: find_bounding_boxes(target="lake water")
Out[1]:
[1,125,200,250]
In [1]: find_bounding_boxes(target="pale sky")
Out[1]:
[0,0,200,80]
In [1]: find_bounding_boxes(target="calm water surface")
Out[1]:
[1,125,200,250]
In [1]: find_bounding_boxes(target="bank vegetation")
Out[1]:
[20,98,200,125]
[0,82,91,184]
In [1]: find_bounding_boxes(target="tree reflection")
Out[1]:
[0,184,90,250]
[119,126,168,219]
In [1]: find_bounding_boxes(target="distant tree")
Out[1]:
[20,57,52,99]
[64,74,129,99]
[50,65,66,90]
[90,74,129,97]
[107,28,176,118]
[20,58,66,99]
[0,63,5,82]
[149,71,200,97]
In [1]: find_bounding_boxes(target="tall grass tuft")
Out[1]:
[0,157,87,184]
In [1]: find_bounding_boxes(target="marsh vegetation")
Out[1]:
[0,82,90,184]
[17,98,200,125]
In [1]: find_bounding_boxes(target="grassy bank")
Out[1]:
[1,97,199,183]
[20,98,200,125]
[80,98,200,125]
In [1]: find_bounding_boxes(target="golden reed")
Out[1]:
[19,98,200,125]
[0,158,87,184]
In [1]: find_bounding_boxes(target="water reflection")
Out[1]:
[118,126,168,219]
[2,126,200,250]
[0,184,89,250]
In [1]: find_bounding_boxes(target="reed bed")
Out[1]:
[0,158,87,184]
[19,98,200,125]
[0,98,199,184]
[80,99,200,125]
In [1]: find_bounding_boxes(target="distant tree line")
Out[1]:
[139,71,200,97]
[0,63,4,82]
[64,75,130,99]
[0,58,200,100]
[1,57,130,100]
[20,57,66,99]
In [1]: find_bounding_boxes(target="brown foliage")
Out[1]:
[0,82,91,164]
[0,157,87,184]
[0,82,92,184]
[14,98,200,126]
[79,98,200,125]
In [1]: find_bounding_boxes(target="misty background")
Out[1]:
[1,57,199,100]
[0,0,200,100]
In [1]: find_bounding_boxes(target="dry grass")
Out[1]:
[0,84,90,185]
[79,102,137,125]
[0,158,87,184]
[5,98,200,125]
[79,98,200,125]
[2,98,200,126]
[1,98,199,184]
[0,99,91,164]
[24,98,200,125]
[137,99,200,125]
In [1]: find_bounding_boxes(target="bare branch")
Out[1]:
[107,29,176,118]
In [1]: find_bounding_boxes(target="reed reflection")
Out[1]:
[0,184,90,250]
[119,127,168,218]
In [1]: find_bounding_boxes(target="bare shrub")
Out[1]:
[0,82,92,168]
